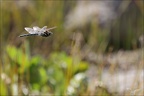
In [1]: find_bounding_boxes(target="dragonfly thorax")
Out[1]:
[41,31,53,37]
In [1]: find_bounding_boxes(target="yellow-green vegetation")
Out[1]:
[1,44,88,95]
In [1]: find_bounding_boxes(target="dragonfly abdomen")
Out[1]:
[19,34,38,37]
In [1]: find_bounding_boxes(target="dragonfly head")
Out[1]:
[48,31,53,35]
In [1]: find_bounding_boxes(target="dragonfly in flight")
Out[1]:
[19,26,56,37]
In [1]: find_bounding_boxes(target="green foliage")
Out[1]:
[6,45,30,74]
[3,45,88,95]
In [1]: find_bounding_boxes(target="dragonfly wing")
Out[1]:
[33,26,41,31]
[24,27,35,34]
[42,26,47,29]
[40,26,47,31]
[47,26,57,31]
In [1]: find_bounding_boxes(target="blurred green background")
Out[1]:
[0,0,143,96]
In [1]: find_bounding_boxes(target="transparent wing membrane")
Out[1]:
[33,26,41,31]
[24,27,35,34]
[42,26,47,30]
[47,26,57,31]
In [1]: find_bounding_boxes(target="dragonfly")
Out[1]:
[19,26,56,37]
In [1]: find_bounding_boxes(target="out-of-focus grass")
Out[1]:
[1,41,88,95]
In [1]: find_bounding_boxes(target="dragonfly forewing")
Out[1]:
[33,26,41,31]
[24,27,35,34]
[47,26,57,31]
